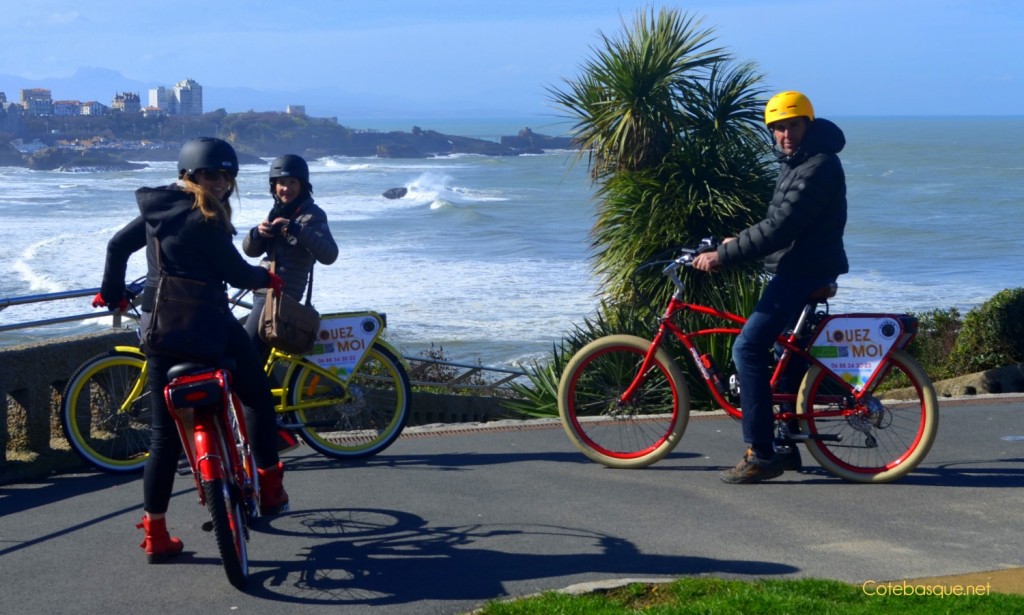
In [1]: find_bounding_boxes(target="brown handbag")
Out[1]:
[258,258,320,355]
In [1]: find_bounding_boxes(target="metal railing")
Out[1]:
[0,286,528,392]
[0,287,133,332]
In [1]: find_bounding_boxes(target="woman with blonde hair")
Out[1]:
[95,137,290,563]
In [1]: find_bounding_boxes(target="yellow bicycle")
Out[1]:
[60,310,411,474]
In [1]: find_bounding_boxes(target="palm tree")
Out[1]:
[549,7,774,309]
[507,8,777,415]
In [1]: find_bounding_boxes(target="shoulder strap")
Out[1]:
[268,243,315,305]
[154,237,163,272]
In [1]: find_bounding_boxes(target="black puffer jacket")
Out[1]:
[241,194,338,300]
[100,183,271,311]
[719,118,849,278]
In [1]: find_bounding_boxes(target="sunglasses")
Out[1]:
[195,168,238,181]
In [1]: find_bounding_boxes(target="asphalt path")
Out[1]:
[2,396,1023,614]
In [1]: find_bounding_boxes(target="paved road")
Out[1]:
[2,396,1023,614]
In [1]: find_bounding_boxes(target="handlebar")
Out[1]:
[663,237,719,273]
[124,277,146,301]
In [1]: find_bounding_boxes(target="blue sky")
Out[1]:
[1,0,1021,120]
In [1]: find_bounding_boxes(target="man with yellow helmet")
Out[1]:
[694,90,849,483]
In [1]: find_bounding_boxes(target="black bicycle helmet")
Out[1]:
[269,154,310,184]
[177,137,239,178]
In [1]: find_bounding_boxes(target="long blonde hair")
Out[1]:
[179,175,237,233]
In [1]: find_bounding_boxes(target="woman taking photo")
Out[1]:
[95,137,290,563]
[242,153,338,357]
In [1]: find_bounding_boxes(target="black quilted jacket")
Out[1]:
[241,194,338,301]
[719,118,849,278]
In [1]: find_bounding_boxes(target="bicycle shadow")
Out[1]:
[242,508,799,606]
[283,448,704,473]
[891,459,1024,488]
[692,458,1024,488]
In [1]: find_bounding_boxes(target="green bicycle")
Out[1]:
[61,309,412,474]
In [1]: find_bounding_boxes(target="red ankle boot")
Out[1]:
[258,462,289,515]
[137,516,184,563]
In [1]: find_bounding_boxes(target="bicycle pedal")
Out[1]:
[781,433,810,442]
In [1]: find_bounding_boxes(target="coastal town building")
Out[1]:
[174,79,202,115]
[147,79,202,115]
[20,88,53,116]
[0,95,23,133]
[7,79,202,117]
[81,101,109,116]
[53,100,83,116]
[148,86,177,114]
[111,92,141,113]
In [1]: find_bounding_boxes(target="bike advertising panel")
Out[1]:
[808,315,904,391]
[303,312,385,381]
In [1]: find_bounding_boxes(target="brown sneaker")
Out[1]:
[720,448,785,484]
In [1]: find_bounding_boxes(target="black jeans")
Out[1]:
[142,312,279,514]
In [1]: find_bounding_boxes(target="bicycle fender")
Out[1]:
[193,420,224,482]
[373,339,410,369]
[114,345,145,357]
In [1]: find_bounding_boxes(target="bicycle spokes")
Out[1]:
[797,349,938,483]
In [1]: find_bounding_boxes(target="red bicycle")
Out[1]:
[163,362,259,589]
[557,239,939,483]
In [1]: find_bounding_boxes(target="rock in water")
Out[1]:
[382,187,408,199]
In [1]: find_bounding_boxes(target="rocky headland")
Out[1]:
[2,110,577,171]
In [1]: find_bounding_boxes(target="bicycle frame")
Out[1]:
[163,367,255,503]
[163,365,255,589]
[557,246,937,480]
[102,310,401,416]
[645,258,918,424]
[264,311,396,413]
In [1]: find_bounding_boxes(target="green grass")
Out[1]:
[473,578,1020,614]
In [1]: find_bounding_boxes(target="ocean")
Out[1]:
[2,116,1022,368]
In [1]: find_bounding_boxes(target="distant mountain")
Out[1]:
[0,66,533,123]
[0,67,159,105]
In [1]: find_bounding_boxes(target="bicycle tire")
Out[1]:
[287,342,411,459]
[202,477,249,590]
[557,334,690,469]
[60,349,150,473]
[796,349,939,483]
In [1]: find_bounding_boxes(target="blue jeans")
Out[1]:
[732,273,836,458]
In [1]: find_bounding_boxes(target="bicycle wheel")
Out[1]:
[287,342,411,459]
[202,477,249,590]
[60,350,150,473]
[558,334,690,469]
[796,349,939,483]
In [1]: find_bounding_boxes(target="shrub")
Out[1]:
[906,307,962,381]
[945,288,1024,375]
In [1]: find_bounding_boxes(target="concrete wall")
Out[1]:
[1,330,516,482]
[1,330,137,466]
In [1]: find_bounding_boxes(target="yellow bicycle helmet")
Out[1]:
[764,91,814,125]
